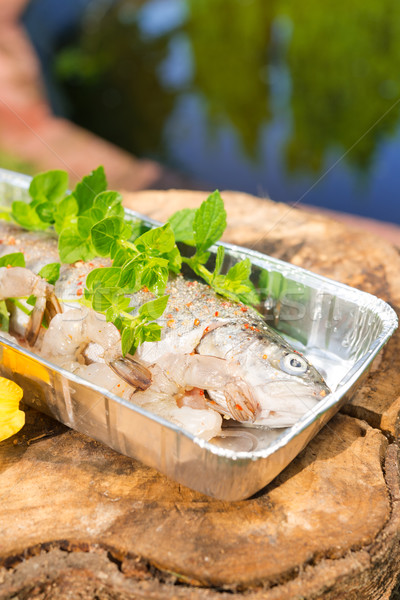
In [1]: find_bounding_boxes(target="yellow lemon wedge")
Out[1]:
[0,376,25,442]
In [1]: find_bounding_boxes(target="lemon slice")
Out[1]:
[0,376,25,442]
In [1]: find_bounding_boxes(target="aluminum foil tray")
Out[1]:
[0,168,397,500]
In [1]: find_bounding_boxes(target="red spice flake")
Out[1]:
[204,326,210,333]
[89,262,94,267]
[166,313,173,319]
[175,307,180,312]
[187,281,196,287]
[214,311,219,317]
[142,286,149,293]
[199,390,205,396]
[240,306,248,313]
[6,264,12,269]
[186,301,193,307]
[77,281,83,286]
[244,323,249,329]
[194,318,200,327]
[190,351,195,355]
[262,354,268,360]
[76,288,83,296]
[235,404,243,411]
[117,384,121,388]
[167,319,175,328]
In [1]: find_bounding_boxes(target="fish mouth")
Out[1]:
[251,377,330,428]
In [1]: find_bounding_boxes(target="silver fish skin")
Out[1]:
[0,221,330,431]
[132,275,330,427]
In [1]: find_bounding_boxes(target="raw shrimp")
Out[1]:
[0,266,61,345]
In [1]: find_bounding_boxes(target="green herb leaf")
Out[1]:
[168,208,196,244]
[86,267,121,291]
[29,170,69,204]
[213,245,225,278]
[11,201,49,231]
[37,262,61,285]
[58,227,95,263]
[54,195,79,234]
[0,252,26,268]
[35,201,56,223]
[93,191,124,219]
[135,223,176,256]
[73,166,107,214]
[138,294,169,319]
[0,300,10,332]
[193,191,226,253]
[91,216,129,256]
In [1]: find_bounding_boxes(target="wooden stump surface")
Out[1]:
[1,190,400,600]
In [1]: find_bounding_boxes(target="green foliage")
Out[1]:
[53,0,400,180]
[5,165,259,353]
[0,253,26,268]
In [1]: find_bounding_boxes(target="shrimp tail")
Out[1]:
[45,292,62,322]
[224,379,259,422]
[26,295,46,346]
[107,355,152,391]
[27,291,62,347]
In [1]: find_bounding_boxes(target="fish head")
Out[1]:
[196,321,330,427]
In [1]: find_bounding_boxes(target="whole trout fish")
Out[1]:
[0,221,330,440]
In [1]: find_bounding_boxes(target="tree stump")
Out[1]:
[1,190,400,600]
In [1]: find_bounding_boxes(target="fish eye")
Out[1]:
[280,353,308,376]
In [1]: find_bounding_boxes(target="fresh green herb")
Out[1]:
[0,253,26,268]
[37,262,61,286]
[170,191,258,306]
[82,222,181,355]
[4,167,258,353]
[0,300,10,332]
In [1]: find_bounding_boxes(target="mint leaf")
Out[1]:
[29,170,68,204]
[225,258,252,286]
[213,245,225,278]
[139,295,169,319]
[135,223,176,256]
[193,191,226,253]
[121,326,137,357]
[37,262,60,285]
[54,195,79,234]
[58,227,95,263]
[77,215,93,238]
[168,208,196,245]
[35,201,56,223]
[11,201,49,231]
[91,216,130,256]
[0,252,25,268]
[93,191,124,219]
[86,267,121,291]
[73,166,107,214]
[91,286,131,316]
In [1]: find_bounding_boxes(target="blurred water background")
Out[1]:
[23,0,400,223]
